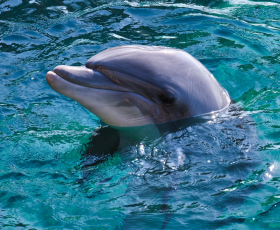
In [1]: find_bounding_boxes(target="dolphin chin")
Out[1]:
[46,45,231,128]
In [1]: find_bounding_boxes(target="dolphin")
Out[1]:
[46,45,230,128]
[45,46,261,230]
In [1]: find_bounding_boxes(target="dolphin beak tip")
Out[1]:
[46,71,57,86]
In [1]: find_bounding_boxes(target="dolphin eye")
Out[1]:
[159,93,175,105]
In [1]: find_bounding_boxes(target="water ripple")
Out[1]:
[1,0,280,229]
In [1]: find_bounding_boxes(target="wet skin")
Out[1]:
[46,45,230,128]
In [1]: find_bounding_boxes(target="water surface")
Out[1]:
[1,0,280,229]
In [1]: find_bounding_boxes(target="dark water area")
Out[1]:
[1,0,280,229]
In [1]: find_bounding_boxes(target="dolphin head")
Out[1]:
[46,46,230,127]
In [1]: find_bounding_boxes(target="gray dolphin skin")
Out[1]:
[46,45,230,127]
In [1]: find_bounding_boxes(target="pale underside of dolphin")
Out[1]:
[46,45,231,127]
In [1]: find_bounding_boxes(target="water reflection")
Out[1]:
[78,106,261,229]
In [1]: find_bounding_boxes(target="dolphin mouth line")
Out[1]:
[48,69,132,93]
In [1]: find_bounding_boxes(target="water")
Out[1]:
[1,0,280,229]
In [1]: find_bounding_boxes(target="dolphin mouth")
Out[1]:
[46,65,131,92]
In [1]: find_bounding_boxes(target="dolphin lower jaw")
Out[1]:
[46,71,155,127]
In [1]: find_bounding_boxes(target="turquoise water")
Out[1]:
[1,0,280,229]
